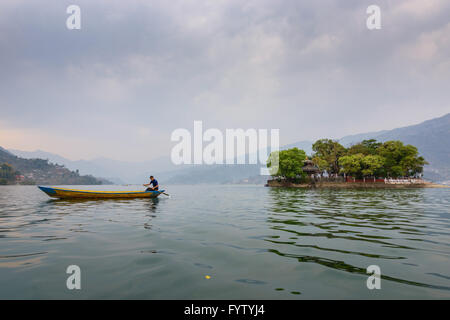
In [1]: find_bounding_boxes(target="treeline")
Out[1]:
[0,147,109,185]
[0,163,20,185]
[268,139,427,180]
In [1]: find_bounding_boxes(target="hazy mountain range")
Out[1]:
[164,113,450,184]
[338,113,450,183]
[0,147,109,185]
[7,149,185,185]
[8,113,450,184]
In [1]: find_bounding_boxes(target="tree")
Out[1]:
[0,163,20,184]
[339,154,364,178]
[347,139,382,156]
[312,139,347,175]
[400,154,427,176]
[312,156,328,174]
[377,141,427,177]
[361,154,384,177]
[339,154,384,178]
[0,163,15,180]
[267,148,307,180]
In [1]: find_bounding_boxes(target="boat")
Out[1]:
[38,186,165,199]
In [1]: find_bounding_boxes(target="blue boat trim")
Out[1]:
[38,186,164,195]
[38,186,57,195]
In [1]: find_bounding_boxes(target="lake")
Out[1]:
[0,185,449,299]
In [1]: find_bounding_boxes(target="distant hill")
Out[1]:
[8,149,125,184]
[8,149,183,185]
[0,147,110,185]
[8,113,450,184]
[166,164,262,184]
[0,146,12,155]
[337,113,450,183]
[167,113,450,184]
[281,140,314,156]
[165,141,315,184]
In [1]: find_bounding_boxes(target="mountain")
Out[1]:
[8,113,450,184]
[281,140,314,156]
[8,149,124,184]
[166,164,262,184]
[8,149,186,185]
[337,113,450,182]
[0,147,110,185]
[167,113,450,184]
[165,142,313,184]
[0,146,13,155]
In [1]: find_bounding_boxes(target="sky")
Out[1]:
[0,0,449,161]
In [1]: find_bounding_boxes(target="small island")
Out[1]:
[266,139,447,188]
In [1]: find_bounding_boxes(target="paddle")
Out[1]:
[143,183,169,196]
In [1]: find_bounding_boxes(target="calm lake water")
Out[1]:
[0,185,449,299]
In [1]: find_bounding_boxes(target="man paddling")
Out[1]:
[143,176,159,192]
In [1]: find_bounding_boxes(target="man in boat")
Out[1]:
[143,176,159,192]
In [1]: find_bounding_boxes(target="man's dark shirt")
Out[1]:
[149,179,158,190]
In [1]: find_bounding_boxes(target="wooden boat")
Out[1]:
[38,186,165,199]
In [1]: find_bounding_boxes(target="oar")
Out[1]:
[143,183,170,196]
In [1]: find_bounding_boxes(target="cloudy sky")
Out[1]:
[0,0,449,161]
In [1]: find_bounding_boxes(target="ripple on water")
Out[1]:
[0,185,449,298]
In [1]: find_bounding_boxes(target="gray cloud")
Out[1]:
[0,0,449,160]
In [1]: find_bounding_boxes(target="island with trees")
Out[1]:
[266,139,446,188]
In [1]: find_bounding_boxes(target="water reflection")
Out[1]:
[148,198,159,214]
[266,188,450,291]
[1,185,449,298]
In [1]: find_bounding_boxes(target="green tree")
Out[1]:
[312,156,328,174]
[400,154,427,176]
[347,139,382,156]
[361,154,385,177]
[312,139,346,175]
[377,141,427,177]
[338,154,385,178]
[0,163,15,181]
[267,148,307,180]
[339,154,364,178]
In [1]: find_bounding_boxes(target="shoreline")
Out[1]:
[265,180,449,189]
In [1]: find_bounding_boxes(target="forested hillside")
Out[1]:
[0,147,109,185]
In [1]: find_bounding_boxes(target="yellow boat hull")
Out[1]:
[38,186,164,199]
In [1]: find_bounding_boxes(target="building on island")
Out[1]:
[302,159,321,178]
